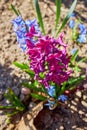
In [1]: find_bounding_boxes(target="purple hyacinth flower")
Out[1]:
[58,95,68,102]
[78,24,87,34]
[69,20,75,28]
[47,86,56,97]
[77,34,86,43]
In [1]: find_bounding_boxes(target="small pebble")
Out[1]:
[81,101,87,107]
[76,91,82,98]
[21,87,30,95]
[59,126,64,130]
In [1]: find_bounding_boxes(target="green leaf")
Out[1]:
[71,49,79,63]
[4,88,25,110]
[39,72,45,79]
[77,57,87,64]
[67,75,85,88]
[14,62,35,76]
[73,66,81,72]
[14,62,29,69]
[11,4,20,16]
[56,0,77,36]
[31,93,47,101]
[34,0,45,34]
[0,105,16,110]
[59,82,67,95]
[55,0,62,29]
[55,83,60,96]
[22,82,46,93]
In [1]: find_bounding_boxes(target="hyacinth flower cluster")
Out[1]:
[12,16,40,52]
[11,0,87,111]
[12,15,72,109]
[26,28,71,88]
[25,26,72,109]
[69,13,87,43]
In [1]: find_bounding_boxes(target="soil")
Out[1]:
[0,0,87,130]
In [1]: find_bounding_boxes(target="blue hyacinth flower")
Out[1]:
[45,99,56,110]
[70,13,75,17]
[12,16,40,51]
[58,95,68,102]
[77,34,86,43]
[47,86,56,97]
[71,48,77,55]
[69,20,75,28]
[78,24,87,34]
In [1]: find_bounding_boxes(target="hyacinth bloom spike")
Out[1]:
[78,24,86,34]
[45,99,57,110]
[70,12,75,17]
[47,86,56,97]
[12,16,40,51]
[26,32,72,88]
[69,20,75,28]
[77,34,86,43]
[58,95,68,102]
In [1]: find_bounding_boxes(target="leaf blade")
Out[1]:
[55,0,62,29]
[56,0,77,35]
[33,0,45,34]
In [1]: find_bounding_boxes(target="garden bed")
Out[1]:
[0,0,87,129]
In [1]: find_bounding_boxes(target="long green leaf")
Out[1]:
[14,62,29,69]
[77,57,87,64]
[59,82,67,95]
[55,0,62,29]
[67,75,85,87]
[34,0,45,34]
[14,62,35,76]
[56,0,77,36]
[22,82,45,92]
[11,4,20,16]
[4,88,25,109]
[71,49,78,63]
[0,105,16,110]
[31,93,47,101]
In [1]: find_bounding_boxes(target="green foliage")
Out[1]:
[71,49,79,63]
[55,0,62,29]
[0,88,25,116]
[67,75,85,89]
[33,0,45,34]
[22,82,46,93]
[14,62,35,77]
[56,0,77,36]
[11,4,20,16]
[31,93,47,101]
[59,82,67,95]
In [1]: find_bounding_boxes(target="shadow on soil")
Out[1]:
[34,90,87,130]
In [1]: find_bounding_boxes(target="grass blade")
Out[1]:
[71,49,78,63]
[55,0,62,29]
[31,93,47,101]
[11,4,20,16]
[34,0,45,34]
[14,62,35,76]
[56,0,77,36]
[22,82,45,92]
